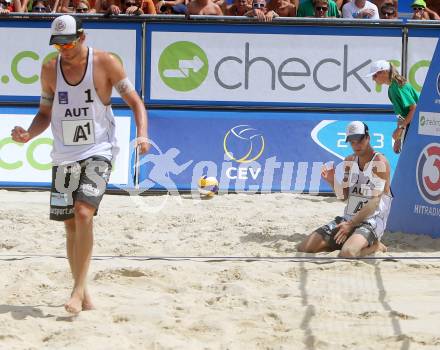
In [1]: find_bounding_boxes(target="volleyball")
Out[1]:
[197,175,219,197]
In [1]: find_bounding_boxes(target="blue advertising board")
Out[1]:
[387,38,440,238]
[136,110,399,193]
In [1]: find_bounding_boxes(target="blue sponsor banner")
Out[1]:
[138,109,399,193]
[387,39,440,238]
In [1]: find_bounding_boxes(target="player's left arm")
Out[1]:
[399,104,416,128]
[104,53,150,154]
[349,155,390,226]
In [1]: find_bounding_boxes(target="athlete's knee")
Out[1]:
[297,233,324,253]
[74,201,95,222]
[339,246,361,258]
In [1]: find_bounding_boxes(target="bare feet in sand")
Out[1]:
[65,291,83,314]
[82,290,95,311]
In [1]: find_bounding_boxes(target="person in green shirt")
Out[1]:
[297,0,340,17]
[366,60,420,154]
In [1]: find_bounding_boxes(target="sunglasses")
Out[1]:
[315,6,328,11]
[33,6,47,11]
[125,1,136,5]
[253,2,265,8]
[413,7,424,11]
[53,38,80,51]
[76,7,89,12]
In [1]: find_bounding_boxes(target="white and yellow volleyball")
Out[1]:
[197,175,219,197]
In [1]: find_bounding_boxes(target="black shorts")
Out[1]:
[50,156,112,221]
[315,216,377,251]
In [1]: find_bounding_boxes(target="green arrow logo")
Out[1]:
[158,41,209,92]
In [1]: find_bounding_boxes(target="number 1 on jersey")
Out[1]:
[85,89,94,103]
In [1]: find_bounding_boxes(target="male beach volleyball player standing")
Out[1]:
[11,15,149,313]
[298,121,392,258]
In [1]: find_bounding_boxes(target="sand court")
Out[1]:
[1,190,440,349]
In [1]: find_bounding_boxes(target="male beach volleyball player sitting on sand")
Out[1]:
[297,121,392,258]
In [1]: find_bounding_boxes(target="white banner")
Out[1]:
[407,36,438,93]
[0,27,137,99]
[0,114,131,185]
[150,32,403,105]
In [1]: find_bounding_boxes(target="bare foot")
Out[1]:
[65,291,83,314]
[82,290,95,311]
[378,242,387,253]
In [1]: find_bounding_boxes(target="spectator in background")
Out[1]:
[342,0,379,19]
[32,0,50,11]
[0,0,17,13]
[186,0,222,15]
[425,0,440,16]
[245,0,278,20]
[411,0,440,20]
[75,0,93,11]
[379,2,397,19]
[158,1,185,13]
[313,0,330,17]
[122,0,143,13]
[155,0,184,14]
[267,0,295,17]
[96,0,154,13]
[226,0,251,15]
[371,0,396,13]
[59,0,96,12]
[297,0,340,17]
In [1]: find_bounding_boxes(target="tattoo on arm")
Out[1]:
[114,77,135,96]
[40,91,54,106]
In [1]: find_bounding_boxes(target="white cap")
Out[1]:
[365,60,391,77]
[49,15,83,46]
[345,121,369,142]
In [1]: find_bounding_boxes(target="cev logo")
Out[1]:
[223,125,265,163]
[0,137,53,170]
[420,115,426,126]
[416,143,440,205]
[158,41,209,92]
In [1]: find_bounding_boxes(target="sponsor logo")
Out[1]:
[416,143,440,205]
[223,125,265,163]
[158,41,209,92]
[58,91,68,104]
[55,20,66,33]
[418,112,440,137]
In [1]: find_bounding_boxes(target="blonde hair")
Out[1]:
[389,63,407,87]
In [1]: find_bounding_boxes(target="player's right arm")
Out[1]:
[322,155,353,201]
[11,61,54,144]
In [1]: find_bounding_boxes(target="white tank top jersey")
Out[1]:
[51,47,119,165]
[343,153,393,238]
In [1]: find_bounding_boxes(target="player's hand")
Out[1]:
[11,126,31,143]
[392,127,403,141]
[126,5,143,14]
[136,138,150,154]
[108,4,121,14]
[335,221,353,245]
[393,139,401,154]
[321,163,335,183]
